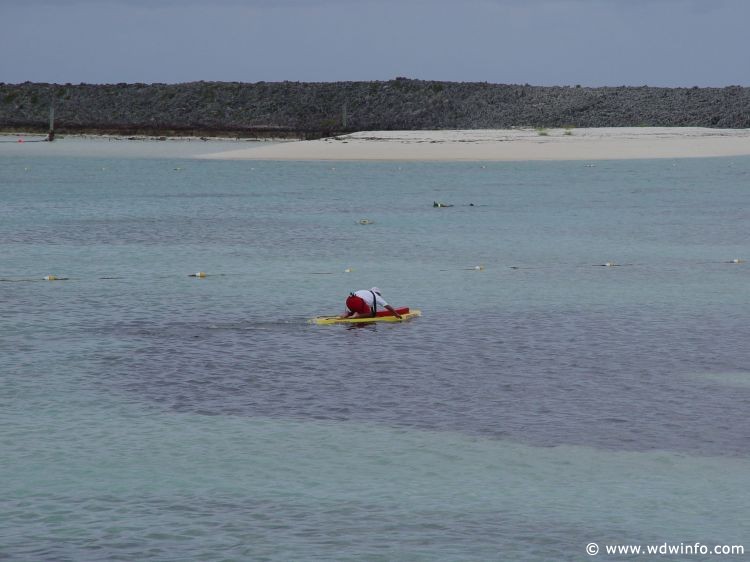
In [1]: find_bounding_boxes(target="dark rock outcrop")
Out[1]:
[1,80,748,138]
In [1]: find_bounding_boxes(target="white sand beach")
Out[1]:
[198,127,750,162]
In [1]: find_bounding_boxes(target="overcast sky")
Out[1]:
[2,0,748,87]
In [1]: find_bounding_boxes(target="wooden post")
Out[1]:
[47,104,55,141]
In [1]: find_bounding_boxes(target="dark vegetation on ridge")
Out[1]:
[1,79,749,138]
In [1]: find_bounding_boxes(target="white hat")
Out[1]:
[371,287,381,295]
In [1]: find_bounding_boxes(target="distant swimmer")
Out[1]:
[339,287,403,319]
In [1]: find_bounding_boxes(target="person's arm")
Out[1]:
[385,304,402,319]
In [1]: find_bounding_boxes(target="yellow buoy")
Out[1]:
[43,275,58,281]
[344,268,353,273]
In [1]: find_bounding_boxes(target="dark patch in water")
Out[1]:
[91,309,750,458]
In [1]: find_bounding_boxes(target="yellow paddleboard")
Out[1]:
[311,310,421,325]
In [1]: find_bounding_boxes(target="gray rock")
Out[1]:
[1,80,748,138]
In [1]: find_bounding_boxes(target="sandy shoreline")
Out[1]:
[0,133,265,159]
[198,127,750,162]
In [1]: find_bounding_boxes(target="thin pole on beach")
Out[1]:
[48,103,55,142]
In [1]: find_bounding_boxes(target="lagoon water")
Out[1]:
[2,138,749,561]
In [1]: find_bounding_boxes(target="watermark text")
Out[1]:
[586,542,744,557]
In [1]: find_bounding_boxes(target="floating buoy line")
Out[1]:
[440,265,485,272]
[0,259,743,284]
[594,262,630,267]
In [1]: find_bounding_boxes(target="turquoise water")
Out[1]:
[2,140,749,561]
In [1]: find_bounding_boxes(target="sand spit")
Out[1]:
[198,127,750,162]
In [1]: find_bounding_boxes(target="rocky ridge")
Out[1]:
[1,79,749,138]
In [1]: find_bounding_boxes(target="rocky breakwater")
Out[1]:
[1,79,749,139]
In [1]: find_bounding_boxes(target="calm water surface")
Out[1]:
[2,139,749,561]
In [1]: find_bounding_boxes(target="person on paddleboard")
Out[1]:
[340,287,403,319]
